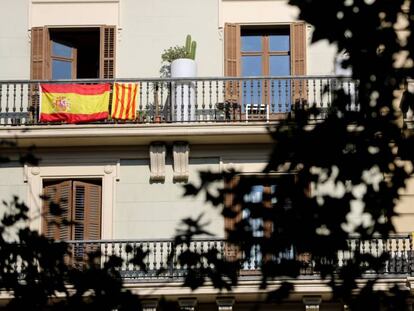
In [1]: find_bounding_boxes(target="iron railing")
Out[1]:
[0,76,358,125]
[61,234,412,281]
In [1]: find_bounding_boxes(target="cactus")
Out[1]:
[184,35,197,60]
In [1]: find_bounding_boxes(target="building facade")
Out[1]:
[0,0,413,310]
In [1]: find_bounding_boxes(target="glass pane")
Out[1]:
[242,56,262,76]
[241,35,262,52]
[241,56,262,110]
[269,35,290,51]
[52,60,72,79]
[243,185,264,238]
[269,55,290,76]
[52,41,73,58]
[244,185,264,203]
[270,56,291,113]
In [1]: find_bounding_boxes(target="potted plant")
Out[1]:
[161,35,197,122]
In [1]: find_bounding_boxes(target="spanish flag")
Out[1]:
[111,83,139,120]
[39,84,110,124]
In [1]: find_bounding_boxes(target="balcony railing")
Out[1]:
[0,76,359,126]
[59,234,412,282]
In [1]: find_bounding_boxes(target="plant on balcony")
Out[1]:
[160,35,197,78]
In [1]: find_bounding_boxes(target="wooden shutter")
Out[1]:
[42,180,72,241]
[73,181,102,240]
[31,27,51,80]
[224,23,240,77]
[224,175,242,262]
[100,26,116,79]
[290,22,307,104]
[224,24,241,109]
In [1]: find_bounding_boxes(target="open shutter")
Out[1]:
[224,24,241,112]
[73,181,102,241]
[31,27,50,80]
[42,180,72,241]
[30,27,50,122]
[290,22,307,104]
[224,23,240,78]
[100,26,116,79]
[224,175,242,262]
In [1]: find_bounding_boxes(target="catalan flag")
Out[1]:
[111,83,139,120]
[39,84,110,124]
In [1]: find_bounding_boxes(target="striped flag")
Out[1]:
[39,84,110,124]
[111,83,139,120]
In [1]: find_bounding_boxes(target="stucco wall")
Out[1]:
[114,157,224,239]
[0,164,27,229]
[30,0,120,27]
[0,0,30,79]
[117,0,221,78]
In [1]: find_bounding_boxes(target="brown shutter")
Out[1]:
[100,26,116,79]
[42,180,72,241]
[73,181,102,240]
[30,27,50,122]
[224,23,240,77]
[224,175,242,261]
[224,23,241,116]
[290,22,308,104]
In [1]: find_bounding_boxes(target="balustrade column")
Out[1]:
[178,298,197,311]
[142,299,158,311]
[302,296,322,311]
[216,297,234,310]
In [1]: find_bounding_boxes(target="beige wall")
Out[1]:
[0,0,30,79]
[394,175,414,233]
[114,157,224,239]
[117,0,221,78]
[30,0,120,27]
[0,164,27,209]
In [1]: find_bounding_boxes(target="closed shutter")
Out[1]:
[73,181,102,240]
[100,26,116,79]
[42,180,72,241]
[291,22,307,103]
[42,180,102,241]
[73,181,101,240]
[224,23,240,106]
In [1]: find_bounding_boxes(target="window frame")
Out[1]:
[50,40,78,80]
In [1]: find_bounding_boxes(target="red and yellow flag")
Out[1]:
[39,84,110,124]
[111,83,139,120]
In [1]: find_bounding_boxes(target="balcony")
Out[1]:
[0,76,358,126]
[60,234,412,283]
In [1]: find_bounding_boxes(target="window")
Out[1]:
[42,179,102,241]
[31,26,115,80]
[224,174,295,269]
[224,23,306,114]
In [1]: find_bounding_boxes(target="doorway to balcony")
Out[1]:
[42,178,102,241]
[49,28,100,79]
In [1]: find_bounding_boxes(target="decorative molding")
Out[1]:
[303,296,322,310]
[178,298,197,311]
[216,297,235,311]
[149,143,166,182]
[31,166,40,176]
[103,165,113,174]
[142,299,158,311]
[173,142,189,183]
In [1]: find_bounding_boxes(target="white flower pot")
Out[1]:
[171,59,197,122]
